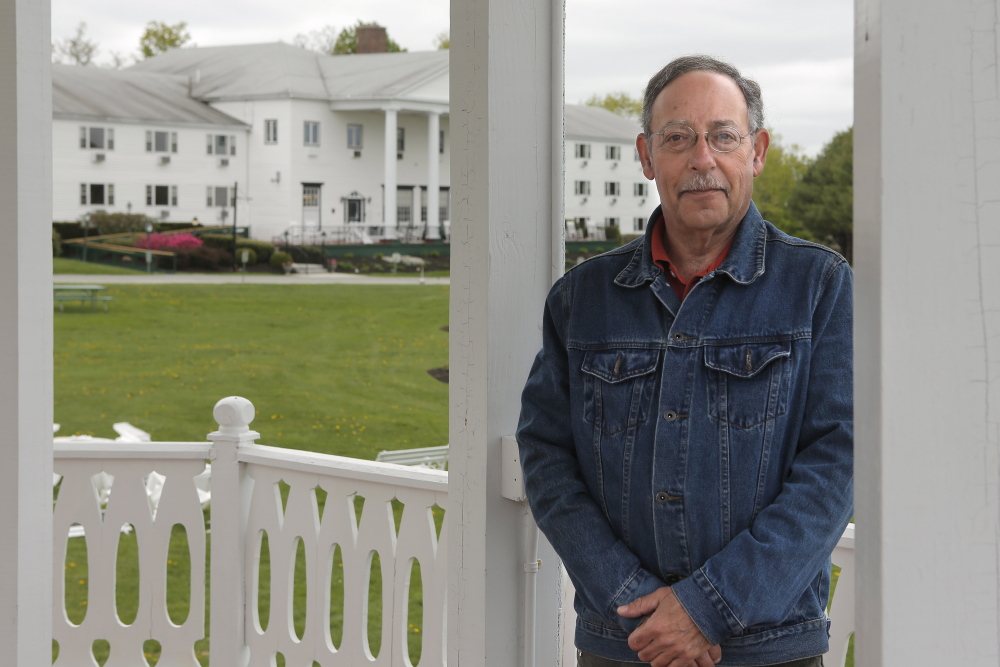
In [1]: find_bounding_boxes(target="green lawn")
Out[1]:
[54,257,146,275]
[54,284,450,457]
[55,283,448,665]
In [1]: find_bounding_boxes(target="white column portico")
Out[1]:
[382,106,399,240]
[0,0,54,662]
[854,0,1000,664]
[426,111,441,240]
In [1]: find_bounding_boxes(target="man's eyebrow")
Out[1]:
[657,119,743,130]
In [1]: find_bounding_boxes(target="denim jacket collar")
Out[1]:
[615,201,767,289]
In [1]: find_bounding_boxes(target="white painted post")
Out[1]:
[427,112,441,241]
[448,0,565,664]
[0,0,53,663]
[383,107,399,240]
[208,396,259,667]
[854,0,1000,664]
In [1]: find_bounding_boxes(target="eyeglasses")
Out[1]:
[648,125,752,153]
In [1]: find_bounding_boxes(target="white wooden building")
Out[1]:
[564,104,655,237]
[53,65,251,230]
[55,42,656,245]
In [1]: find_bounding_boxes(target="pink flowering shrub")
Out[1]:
[135,233,203,251]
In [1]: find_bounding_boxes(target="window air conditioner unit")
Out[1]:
[219,158,230,167]
[611,162,618,169]
[580,160,587,167]
[610,198,617,204]
[397,152,403,160]
[580,197,587,204]
[159,210,170,220]
[353,150,362,158]
[160,156,171,165]
[93,153,106,163]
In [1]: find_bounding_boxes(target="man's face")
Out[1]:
[636,70,769,240]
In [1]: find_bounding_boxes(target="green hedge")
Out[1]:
[199,234,275,264]
[269,251,292,269]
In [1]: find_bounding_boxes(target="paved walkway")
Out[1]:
[53,272,450,286]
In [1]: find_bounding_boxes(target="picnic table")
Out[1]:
[53,284,113,311]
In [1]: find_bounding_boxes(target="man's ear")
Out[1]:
[752,128,770,177]
[636,134,655,180]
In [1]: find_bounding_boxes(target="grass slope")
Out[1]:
[55,284,450,457]
[54,257,146,275]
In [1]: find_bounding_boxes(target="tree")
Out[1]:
[585,91,642,121]
[752,132,814,240]
[332,22,406,55]
[139,21,192,59]
[788,127,853,262]
[434,31,450,50]
[55,22,98,66]
[293,25,340,55]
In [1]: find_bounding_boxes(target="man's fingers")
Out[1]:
[617,590,663,619]
[707,645,722,663]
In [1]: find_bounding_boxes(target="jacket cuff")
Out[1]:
[670,568,745,645]
[609,567,668,635]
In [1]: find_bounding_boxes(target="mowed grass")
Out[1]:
[54,283,450,457]
[54,283,449,665]
[54,257,146,275]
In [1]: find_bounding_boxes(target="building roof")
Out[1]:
[565,104,641,143]
[52,64,248,127]
[129,42,449,106]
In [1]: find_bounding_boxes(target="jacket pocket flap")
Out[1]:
[580,349,659,383]
[704,342,791,379]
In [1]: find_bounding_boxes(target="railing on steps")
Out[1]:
[52,396,448,666]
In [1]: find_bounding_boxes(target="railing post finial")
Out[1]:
[213,396,256,435]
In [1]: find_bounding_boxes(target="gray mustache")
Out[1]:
[679,174,730,196]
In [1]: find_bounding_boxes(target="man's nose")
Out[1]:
[688,133,717,170]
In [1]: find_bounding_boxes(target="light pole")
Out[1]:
[82,212,90,263]
[145,221,153,273]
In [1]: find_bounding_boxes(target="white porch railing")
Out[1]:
[52,397,448,666]
[51,395,854,666]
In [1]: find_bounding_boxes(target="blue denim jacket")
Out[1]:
[517,204,853,666]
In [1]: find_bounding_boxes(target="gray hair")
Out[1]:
[641,55,764,137]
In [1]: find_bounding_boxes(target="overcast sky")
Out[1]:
[51,0,853,156]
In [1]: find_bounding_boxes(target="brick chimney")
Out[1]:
[356,25,388,54]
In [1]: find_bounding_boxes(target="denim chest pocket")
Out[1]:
[705,342,792,428]
[580,349,660,435]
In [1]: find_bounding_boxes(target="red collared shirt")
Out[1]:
[650,214,732,301]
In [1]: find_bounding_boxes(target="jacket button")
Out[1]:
[663,410,678,421]
[673,333,684,341]
[665,573,683,585]
[655,491,670,504]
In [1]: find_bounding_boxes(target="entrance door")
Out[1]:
[345,198,365,222]
[302,184,321,227]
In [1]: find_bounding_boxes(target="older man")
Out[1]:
[517,55,853,667]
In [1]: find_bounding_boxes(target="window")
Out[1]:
[146,130,178,153]
[304,121,320,147]
[605,182,620,196]
[347,124,363,149]
[605,217,619,227]
[146,185,177,207]
[439,129,445,154]
[634,148,641,161]
[207,134,236,156]
[634,183,647,197]
[397,127,405,153]
[574,180,591,196]
[80,183,113,205]
[264,119,278,144]
[634,217,646,231]
[79,126,112,150]
[574,143,591,159]
[206,186,230,207]
[606,145,621,160]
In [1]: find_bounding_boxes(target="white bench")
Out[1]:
[375,444,449,470]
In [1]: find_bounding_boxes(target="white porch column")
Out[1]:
[0,0,54,662]
[383,107,399,240]
[854,0,1000,664]
[426,112,441,240]
[449,0,565,665]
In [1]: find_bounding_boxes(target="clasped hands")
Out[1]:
[617,586,721,667]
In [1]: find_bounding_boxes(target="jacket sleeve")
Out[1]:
[517,277,666,634]
[671,259,855,644]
